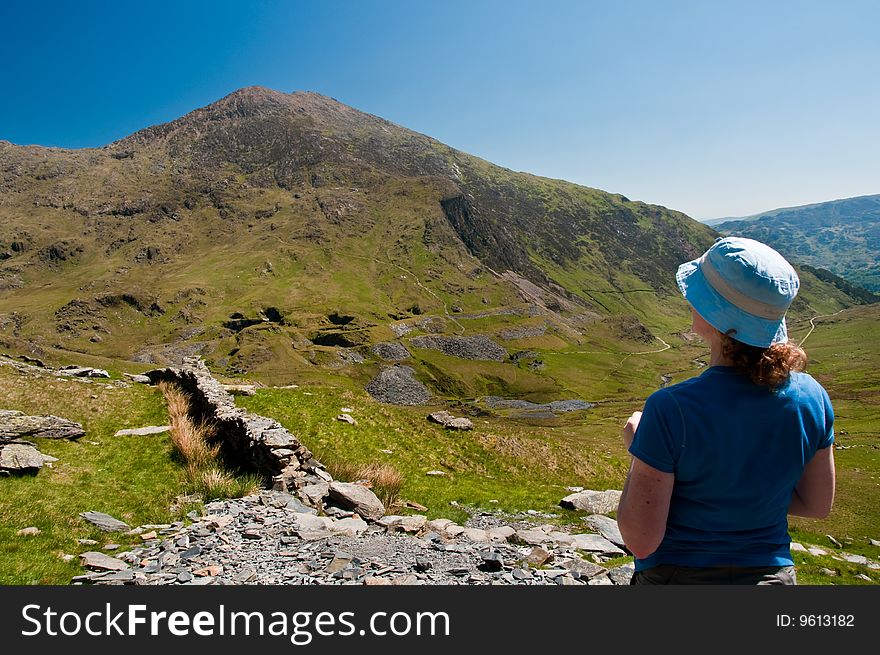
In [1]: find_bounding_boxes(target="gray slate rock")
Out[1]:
[583,514,626,549]
[560,557,606,579]
[113,425,171,437]
[80,511,131,532]
[560,489,622,514]
[0,443,55,472]
[122,373,152,384]
[80,551,130,571]
[482,397,594,413]
[427,411,474,431]
[0,409,85,441]
[57,366,110,378]
[570,533,625,555]
[608,562,636,585]
[328,482,385,521]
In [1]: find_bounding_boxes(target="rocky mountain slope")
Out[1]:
[712,194,880,292]
[0,87,873,398]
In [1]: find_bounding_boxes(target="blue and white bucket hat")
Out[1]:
[676,237,799,348]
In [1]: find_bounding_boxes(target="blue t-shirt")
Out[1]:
[628,367,834,571]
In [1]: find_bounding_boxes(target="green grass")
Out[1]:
[0,365,190,584]
[236,383,625,525]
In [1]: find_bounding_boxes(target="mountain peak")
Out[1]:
[111,86,366,150]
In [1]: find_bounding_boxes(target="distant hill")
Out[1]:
[711,194,880,291]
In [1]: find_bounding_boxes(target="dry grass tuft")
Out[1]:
[323,458,403,507]
[157,380,258,501]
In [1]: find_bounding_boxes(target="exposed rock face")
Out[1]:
[559,489,623,514]
[409,335,507,361]
[144,357,323,489]
[0,409,85,441]
[365,365,432,406]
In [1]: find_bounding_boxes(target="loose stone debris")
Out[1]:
[78,492,637,586]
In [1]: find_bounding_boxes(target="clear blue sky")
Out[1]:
[1,0,878,219]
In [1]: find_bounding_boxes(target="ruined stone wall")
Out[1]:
[144,357,326,489]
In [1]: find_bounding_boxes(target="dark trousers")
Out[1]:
[631,564,797,585]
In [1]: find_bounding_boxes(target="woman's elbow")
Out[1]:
[618,518,664,559]
[809,497,834,519]
[627,541,660,560]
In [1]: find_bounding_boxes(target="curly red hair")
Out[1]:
[720,333,807,388]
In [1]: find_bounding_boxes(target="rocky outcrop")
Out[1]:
[365,365,432,406]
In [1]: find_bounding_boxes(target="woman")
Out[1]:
[617,236,835,584]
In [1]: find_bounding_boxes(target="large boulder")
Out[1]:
[427,411,474,430]
[0,409,85,441]
[0,443,56,473]
[327,481,385,521]
[560,489,622,514]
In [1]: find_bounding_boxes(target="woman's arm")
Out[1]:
[788,445,835,518]
[617,411,674,559]
[617,456,675,559]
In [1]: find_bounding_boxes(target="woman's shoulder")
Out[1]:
[788,370,829,395]
[783,370,833,411]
